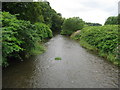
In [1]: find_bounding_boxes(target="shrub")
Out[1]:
[80,25,119,65]
[34,22,53,40]
[72,25,119,65]
[2,12,24,66]
[61,17,84,35]
[2,12,53,67]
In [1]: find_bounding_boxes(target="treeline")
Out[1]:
[62,16,119,66]
[2,2,64,33]
[2,2,63,67]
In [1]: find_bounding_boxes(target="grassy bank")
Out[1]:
[71,25,120,66]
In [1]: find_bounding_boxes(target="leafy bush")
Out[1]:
[61,17,84,35]
[2,12,24,66]
[72,25,119,65]
[2,12,53,67]
[34,23,53,40]
[2,2,64,33]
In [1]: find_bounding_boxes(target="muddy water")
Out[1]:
[3,35,119,88]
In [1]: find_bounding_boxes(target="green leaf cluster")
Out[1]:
[2,2,64,33]
[2,12,53,67]
[61,17,84,35]
[35,23,53,40]
[72,25,119,65]
[55,57,62,60]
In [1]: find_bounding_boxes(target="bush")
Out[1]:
[34,23,53,40]
[72,25,119,66]
[61,17,84,35]
[2,12,53,67]
[81,25,119,65]
[2,12,25,66]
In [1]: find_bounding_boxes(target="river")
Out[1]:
[2,35,119,88]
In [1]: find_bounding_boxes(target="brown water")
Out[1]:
[2,35,119,88]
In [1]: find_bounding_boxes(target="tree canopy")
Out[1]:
[61,17,85,35]
[2,2,63,33]
[104,16,118,25]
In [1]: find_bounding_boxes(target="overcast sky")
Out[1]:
[46,0,119,25]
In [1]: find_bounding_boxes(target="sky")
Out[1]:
[46,0,119,25]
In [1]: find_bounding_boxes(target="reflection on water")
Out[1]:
[3,35,119,88]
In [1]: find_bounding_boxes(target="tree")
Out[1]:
[2,2,64,33]
[2,2,44,23]
[61,17,84,35]
[51,13,64,33]
[104,16,118,25]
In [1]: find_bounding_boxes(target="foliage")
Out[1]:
[28,41,45,56]
[61,17,84,35]
[72,25,119,66]
[35,22,53,40]
[2,2,43,23]
[104,16,118,25]
[2,2,64,33]
[2,12,24,66]
[55,57,62,60]
[2,12,53,67]
[51,13,64,33]
[38,2,64,33]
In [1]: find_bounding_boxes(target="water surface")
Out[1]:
[3,35,119,88]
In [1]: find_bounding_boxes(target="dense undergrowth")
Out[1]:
[2,12,53,67]
[71,25,120,66]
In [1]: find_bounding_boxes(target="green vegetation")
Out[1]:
[2,12,53,67]
[55,57,62,60]
[61,17,84,35]
[35,23,53,40]
[64,15,119,66]
[2,2,64,33]
[2,2,119,67]
[71,25,120,66]
[104,16,118,25]
[2,1,64,67]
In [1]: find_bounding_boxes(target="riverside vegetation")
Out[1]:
[1,1,119,67]
[2,12,52,67]
[69,16,119,66]
[2,2,63,67]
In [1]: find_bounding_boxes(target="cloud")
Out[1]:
[47,0,119,25]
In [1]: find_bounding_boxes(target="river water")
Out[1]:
[3,35,119,88]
